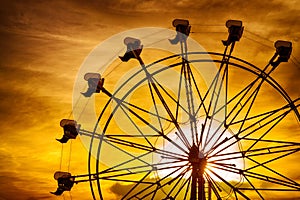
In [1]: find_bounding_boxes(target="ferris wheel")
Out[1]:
[51,19,300,200]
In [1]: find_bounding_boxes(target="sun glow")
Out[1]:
[153,120,244,183]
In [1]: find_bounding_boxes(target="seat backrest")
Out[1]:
[84,73,101,81]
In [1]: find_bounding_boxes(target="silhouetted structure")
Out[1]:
[222,20,244,46]
[52,18,300,200]
[56,119,79,143]
[119,37,143,62]
[271,40,292,67]
[81,73,104,97]
[169,19,191,44]
[51,171,75,195]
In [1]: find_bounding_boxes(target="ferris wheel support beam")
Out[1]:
[201,21,242,150]
[123,41,193,151]
[202,40,236,152]
[179,38,199,146]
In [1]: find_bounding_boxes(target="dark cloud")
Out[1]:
[110,182,132,198]
[0,149,54,200]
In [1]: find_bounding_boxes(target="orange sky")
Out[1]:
[0,0,299,199]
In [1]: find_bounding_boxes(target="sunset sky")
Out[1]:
[0,0,299,199]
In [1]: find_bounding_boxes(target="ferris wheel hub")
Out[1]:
[188,144,207,173]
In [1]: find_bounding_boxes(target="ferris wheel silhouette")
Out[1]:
[51,19,300,200]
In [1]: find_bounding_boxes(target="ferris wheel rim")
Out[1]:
[84,51,300,199]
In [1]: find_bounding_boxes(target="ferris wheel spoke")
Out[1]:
[204,98,297,158]
[104,134,188,160]
[242,138,300,145]
[99,137,188,174]
[125,165,189,199]
[223,61,285,134]
[98,151,153,175]
[188,58,229,149]
[204,173,223,200]
[178,58,198,145]
[246,145,300,162]
[242,172,265,199]
[102,88,168,138]
[98,163,186,182]
[154,74,203,149]
[100,160,187,178]
[187,63,209,116]
[245,155,299,186]
[208,162,242,175]
[153,76,190,118]
[104,135,154,152]
[211,163,300,190]
[233,86,263,135]
[109,96,189,154]
[163,166,191,199]
[187,63,203,145]
[209,154,244,162]
[210,164,299,199]
[198,79,222,149]
[102,139,154,169]
[118,104,156,149]
[206,167,251,200]
[208,105,292,158]
[113,96,164,135]
[194,67,217,116]
[213,78,255,118]
[210,142,299,160]
[209,143,299,172]
[102,139,186,168]
[199,62,231,150]
[175,64,184,122]
[245,148,300,173]
[135,166,191,199]
[121,99,174,123]
[80,128,162,139]
[172,173,191,199]
[215,86,261,149]
[99,177,154,184]
[147,80,166,136]
[241,169,300,191]
[148,79,192,149]
[181,175,192,199]
[203,118,227,152]
[208,73,272,144]
[121,170,153,200]
[237,188,300,192]
[137,54,193,150]
[229,99,296,126]
[138,72,192,151]
[242,110,290,152]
